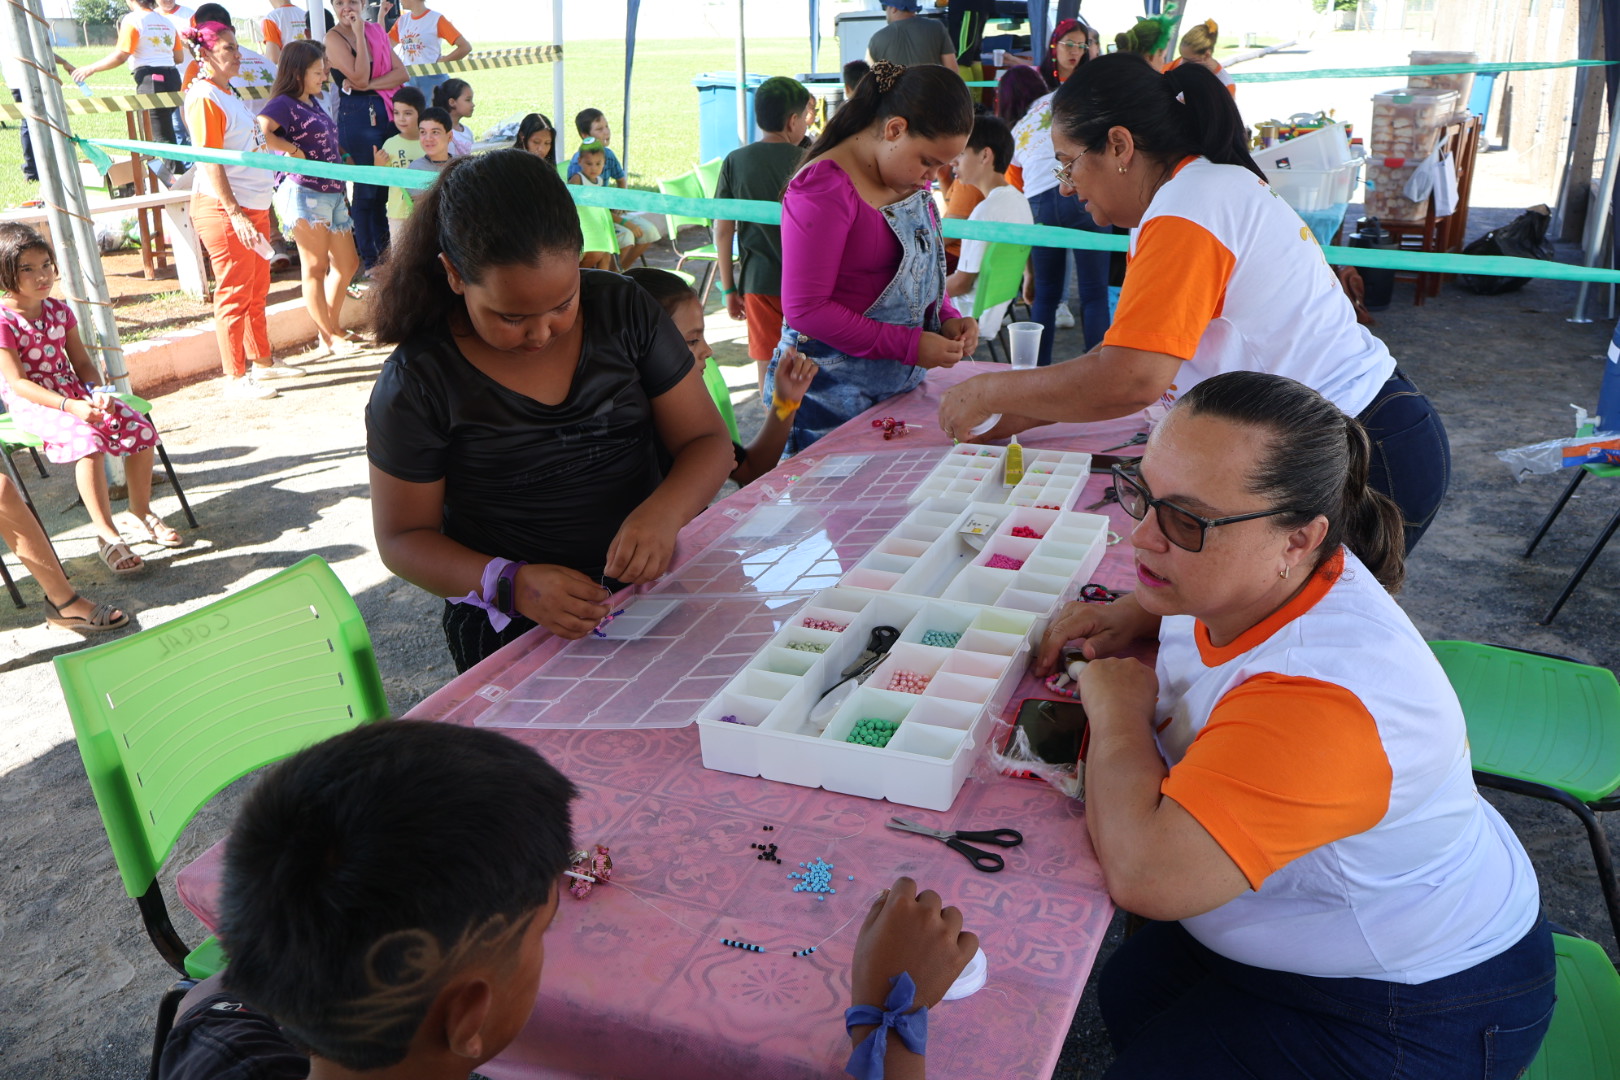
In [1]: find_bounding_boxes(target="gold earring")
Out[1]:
[1279,566,1290,580]
[1117,164,1127,173]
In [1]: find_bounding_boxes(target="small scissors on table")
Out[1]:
[887,817,1025,873]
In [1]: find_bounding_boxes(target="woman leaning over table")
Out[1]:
[1038,370,1552,1079]
[183,21,304,400]
[939,53,1450,551]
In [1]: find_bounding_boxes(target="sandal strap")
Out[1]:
[87,602,123,627]
[101,539,142,568]
[45,592,82,614]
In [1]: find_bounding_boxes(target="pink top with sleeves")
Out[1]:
[779,158,959,365]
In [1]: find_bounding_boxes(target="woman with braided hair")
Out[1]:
[769,59,975,452]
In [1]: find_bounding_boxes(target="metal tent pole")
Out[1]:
[1570,104,1620,324]
[735,0,748,147]
[308,0,324,42]
[552,0,564,141]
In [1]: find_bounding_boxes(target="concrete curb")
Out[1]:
[123,291,370,394]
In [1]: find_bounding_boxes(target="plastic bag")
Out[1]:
[1460,205,1554,295]
[987,720,1085,800]
[1496,409,1620,479]
[1403,145,1458,216]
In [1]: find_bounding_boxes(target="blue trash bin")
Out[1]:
[692,72,768,164]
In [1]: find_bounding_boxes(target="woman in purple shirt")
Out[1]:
[258,39,363,356]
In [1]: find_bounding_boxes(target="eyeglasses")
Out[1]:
[1055,39,1088,51]
[1110,464,1297,553]
[1051,157,1075,187]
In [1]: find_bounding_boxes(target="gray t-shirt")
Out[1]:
[866,16,955,68]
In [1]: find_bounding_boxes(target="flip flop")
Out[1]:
[44,592,130,633]
[99,538,147,575]
[122,512,185,548]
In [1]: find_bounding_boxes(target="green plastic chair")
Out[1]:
[0,411,49,520]
[1430,640,1620,946]
[658,170,721,281]
[1524,932,1620,1078]
[969,242,1032,362]
[695,156,724,199]
[703,356,741,445]
[578,203,621,268]
[56,555,388,1078]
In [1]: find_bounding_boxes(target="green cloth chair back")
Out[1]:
[971,242,1032,321]
[578,204,620,256]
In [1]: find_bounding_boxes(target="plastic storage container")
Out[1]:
[1371,88,1459,159]
[1408,50,1477,107]
[1252,121,1353,173]
[692,72,768,164]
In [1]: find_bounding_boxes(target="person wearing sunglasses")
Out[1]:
[938,52,1450,552]
[1033,371,1552,1079]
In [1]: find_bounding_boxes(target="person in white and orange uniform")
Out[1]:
[258,0,309,64]
[1035,370,1553,1079]
[1162,19,1236,97]
[387,0,470,103]
[72,0,185,144]
[939,52,1450,551]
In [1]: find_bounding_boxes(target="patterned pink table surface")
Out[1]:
[177,364,1148,1080]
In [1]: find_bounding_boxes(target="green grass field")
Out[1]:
[0,35,817,210]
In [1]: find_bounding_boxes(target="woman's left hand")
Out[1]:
[941,316,979,358]
[1077,657,1159,731]
[936,374,996,441]
[604,504,682,584]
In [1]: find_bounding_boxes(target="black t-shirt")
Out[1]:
[366,270,694,578]
[157,994,309,1080]
[715,141,803,297]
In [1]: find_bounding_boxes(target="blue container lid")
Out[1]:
[691,72,771,89]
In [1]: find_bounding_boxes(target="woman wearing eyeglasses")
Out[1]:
[939,52,1450,551]
[1037,370,1552,1080]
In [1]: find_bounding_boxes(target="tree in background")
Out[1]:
[71,0,124,24]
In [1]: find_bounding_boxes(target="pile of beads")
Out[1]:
[986,554,1026,571]
[872,417,909,440]
[887,669,931,694]
[920,630,962,648]
[751,841,782,863]
[721,938,764,952]
[719,714,745,725]
[976,448,996,456]
[1036,504,1061,510]
[848,718,900,748]
[802,617,847,632]
[786,640,830,653]
[1009,525,1044,540]
[790,858,838,898]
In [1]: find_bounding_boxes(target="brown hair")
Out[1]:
[0,222,53,294]
[1180,19,1219,58]
[802,60,971,166]
[267,39,326,103]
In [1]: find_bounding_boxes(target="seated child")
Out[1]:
[405,106,455,183]
[513,111,556,163]
[944,114,1033,341]
[158,721,978,1080]
[568,137,653,270]
[567,107,664,266]
[373,85,427,243]
[625,267,818,485]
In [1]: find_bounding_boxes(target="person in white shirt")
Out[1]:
[386,0,471,101]
[72,0,185,144]
[154,0,194,36]
[944,115,1033,343]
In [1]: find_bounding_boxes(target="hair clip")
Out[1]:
[870,59,905,93]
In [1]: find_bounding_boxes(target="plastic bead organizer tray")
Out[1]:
[754,444,1092,512]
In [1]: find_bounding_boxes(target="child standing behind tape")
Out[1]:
[772,60,976,452]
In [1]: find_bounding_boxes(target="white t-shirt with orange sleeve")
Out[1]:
[118,10,182,69]
[389,8,462,66]
[1104,157,1395,419]
[1151,547,1542,984]
[184,78,274,209]
[259,5,309,51]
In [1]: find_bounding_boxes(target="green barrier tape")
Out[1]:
[1229,58,1612,83]
[79,136,1620,284]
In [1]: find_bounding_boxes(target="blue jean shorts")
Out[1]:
[274,180,354,236]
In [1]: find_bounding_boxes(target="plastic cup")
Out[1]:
[1006,321,1043,369]
[992,49,1006,66]
[965,413,1002,437]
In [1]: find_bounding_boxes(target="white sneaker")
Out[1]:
[223,374,279,400]
[252,359,306,380]
[1055,303,1076,329]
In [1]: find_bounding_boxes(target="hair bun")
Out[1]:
[1204,18,1218,33]
[870,59,906,94]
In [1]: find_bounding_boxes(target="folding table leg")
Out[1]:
[1524,467,1586,558]
[1541,501,1620,624]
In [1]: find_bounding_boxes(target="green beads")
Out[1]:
[786,640,830,653]
[920,630,962,648]
[847,718,900,748]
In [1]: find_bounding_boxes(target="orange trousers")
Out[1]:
[192,195,270,378]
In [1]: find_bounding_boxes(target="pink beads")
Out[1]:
[986,554,1025,571]
[802,617,847,632]
[887,669,931,694]
[1009,525,1044,539]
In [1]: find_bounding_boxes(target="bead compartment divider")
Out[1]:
[908,445,1093,512]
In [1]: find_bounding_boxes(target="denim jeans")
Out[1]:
[1029,185,1111,363]
[336,91,396,269]
[1100,917,1555,1080]
[13,89,34,181]
[1356,368,1452,552]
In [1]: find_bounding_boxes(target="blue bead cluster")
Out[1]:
[790,858,837,899]
[792,945,819,957]
[721,938,763,952]
[921,630,962,648]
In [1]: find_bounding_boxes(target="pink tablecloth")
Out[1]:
[177,364,1147,1080]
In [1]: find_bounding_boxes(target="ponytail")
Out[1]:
[370,150,583,345]
[1052,51,1263,181]
[1176,371,1408,594]
[432,78,470,112]
[802,60,972,166]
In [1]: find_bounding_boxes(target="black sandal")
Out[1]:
[44,593,130,633]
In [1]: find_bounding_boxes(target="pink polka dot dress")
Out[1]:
[0,298,159,465]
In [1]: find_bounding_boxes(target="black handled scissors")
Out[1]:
[817,625,899,702]
[887,817,1024,873]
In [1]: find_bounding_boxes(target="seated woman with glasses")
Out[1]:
[1035,370,1553,1080]
[938,52,1450,551]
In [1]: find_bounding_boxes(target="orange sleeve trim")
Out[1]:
[1102,214,1234,359]
[1005,163,1024,192]
[185,95,226,149]
[1195,549,1344,666]
[1162,671,1393,889]
[261,18,281,46]
[438,15,460,43]
[387,23,400,43]
[118,21,139,53]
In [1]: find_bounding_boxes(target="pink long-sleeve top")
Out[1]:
[780,158,959,365]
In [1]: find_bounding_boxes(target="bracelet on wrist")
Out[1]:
[771,392,800,422]
[719,285,736,295]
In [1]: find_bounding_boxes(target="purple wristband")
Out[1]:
[448,557,521,632]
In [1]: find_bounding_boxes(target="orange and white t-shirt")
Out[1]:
[118,9,181,69]
[181,45,277,111]
[259,4,309,51]
[389,8,461,66]
[1152,547,1541,983]
[184,78,274,209]
[1104,157,1395,419]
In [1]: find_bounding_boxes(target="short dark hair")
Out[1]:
[391,85,426,114]
[574,107,605,136]
[624,266,697,318]
[416,106,451,132]
[755,76,811,133]
[843,59,870,94]
[577,139,605,158]
[995,64,1047,127]
[218,721,578,1070]
[0,222,52,293]
[191,2,232,23]
[966,113,1014,172]
[370,150,584,344]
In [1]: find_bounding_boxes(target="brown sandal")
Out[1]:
[121,511,185,548]
[44,593,130,633]
[98,538,146,575]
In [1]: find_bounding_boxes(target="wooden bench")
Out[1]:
[0,187,209,301]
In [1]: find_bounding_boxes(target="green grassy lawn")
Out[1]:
[0,36,816,210]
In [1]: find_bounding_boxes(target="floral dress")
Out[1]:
[0,299,159,464]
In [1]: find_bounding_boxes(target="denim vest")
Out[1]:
[769,187,947,453]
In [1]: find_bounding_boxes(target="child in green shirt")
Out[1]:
[373,85,427,243]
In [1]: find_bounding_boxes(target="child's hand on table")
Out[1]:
[916,332,965,370]
[773,348,819,406]
[852,876,978,1011]
[941,317,979,358]
[515,564,611,639]
[604,504,683,584]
